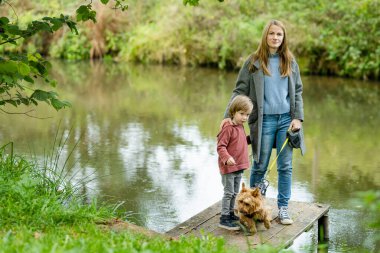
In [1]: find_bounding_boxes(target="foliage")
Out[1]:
[0,12,75,112]
[35,0,380,80]
[306,0,380,79]
[0,0,129,114]
[2,0,378,80]
[183,0,224,6]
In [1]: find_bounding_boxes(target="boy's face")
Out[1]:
[232,110,251,125]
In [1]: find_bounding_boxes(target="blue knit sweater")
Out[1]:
[263,53,290,114]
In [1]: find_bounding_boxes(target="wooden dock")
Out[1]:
[166,199,329,251]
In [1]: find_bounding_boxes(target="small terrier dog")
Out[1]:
[236,182,271,233]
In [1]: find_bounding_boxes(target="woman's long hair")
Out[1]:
[249,20,294,77]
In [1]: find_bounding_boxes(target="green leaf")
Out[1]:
[76,5,96,22]
[0,17,10,25]
[27,54,39,62]
[5,100,17,107]
[0,61,18,74]
[2,75,14,83]
[51,98,71,110]
[23,76,34,83]
[20,98,30,106]
[100,0,109,4]
[43,17,65,31]
[49,79,57,87]
[18,62,31,76]
[5,24,21,35]
[31,89,52,101]
[183,0,200,6]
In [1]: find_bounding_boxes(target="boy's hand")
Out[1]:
[219,118,232,131]
[226,157,236,166]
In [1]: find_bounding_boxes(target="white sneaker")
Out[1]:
[279,206,293,225]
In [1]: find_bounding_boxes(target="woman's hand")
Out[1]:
[219,118,232,131]
[290,119,302,132]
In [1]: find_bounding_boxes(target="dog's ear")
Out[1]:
[241,182,247,192]
[251,187,259,197]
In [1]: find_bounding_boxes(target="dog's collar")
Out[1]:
[240,212,255,218]
[245,213,254,218]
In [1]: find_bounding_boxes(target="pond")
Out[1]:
[0,61,379,252]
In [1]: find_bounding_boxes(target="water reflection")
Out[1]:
[0,61,379,252]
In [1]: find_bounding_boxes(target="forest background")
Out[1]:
[1,0,379,81]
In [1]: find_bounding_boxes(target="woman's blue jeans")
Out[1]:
[250,112,293,208]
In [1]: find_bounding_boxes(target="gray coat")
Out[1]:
[225,57,306,162]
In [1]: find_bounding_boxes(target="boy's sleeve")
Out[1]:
[217,126,232,164]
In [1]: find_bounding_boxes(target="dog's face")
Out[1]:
[237,182,263,216]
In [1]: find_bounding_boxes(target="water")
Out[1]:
[0,61,379,252]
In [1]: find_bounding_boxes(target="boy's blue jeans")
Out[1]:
[250,112,293,208]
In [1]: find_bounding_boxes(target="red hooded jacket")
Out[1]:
[217,122,250,175]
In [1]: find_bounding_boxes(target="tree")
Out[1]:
[0,0,128,116]
[0,0,215,116]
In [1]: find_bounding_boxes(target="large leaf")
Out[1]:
[17,62,31,76]
[0,61,18,74]
[31,89,53,101]
[76,5,96,22]
[0,17,9,25]
[23,75,34,83]
[51,98,71,110]
[42,17,64,31]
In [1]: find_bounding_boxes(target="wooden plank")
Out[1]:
[166,201,221,238]
[165,199,330,251]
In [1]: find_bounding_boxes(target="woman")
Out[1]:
[221,20,306,225]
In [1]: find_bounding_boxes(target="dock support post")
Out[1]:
[318,213,329,242]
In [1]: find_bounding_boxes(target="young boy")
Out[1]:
[217,95,253,230]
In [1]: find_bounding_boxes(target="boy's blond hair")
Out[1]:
[228,95,253,118]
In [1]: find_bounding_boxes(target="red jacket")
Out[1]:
[217,122,250,175]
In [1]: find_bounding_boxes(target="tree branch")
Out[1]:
[4,1,19,23]
[0,108,53,119]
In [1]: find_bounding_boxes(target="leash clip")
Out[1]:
[256,179,269,196]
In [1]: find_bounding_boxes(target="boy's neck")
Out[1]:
[231,118,240,125]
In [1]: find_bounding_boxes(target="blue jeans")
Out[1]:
[250,112,293,208]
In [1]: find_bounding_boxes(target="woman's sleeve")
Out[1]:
[294,61,304,121]
[223,59,251,118]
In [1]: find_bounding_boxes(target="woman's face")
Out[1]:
[266,24,284,53]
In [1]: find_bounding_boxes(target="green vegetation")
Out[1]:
[0,0,129,114]
[0,142,287,252]
[2,0,379,80]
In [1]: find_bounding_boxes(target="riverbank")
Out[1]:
[1,0,378,80]
[0,144,284,253]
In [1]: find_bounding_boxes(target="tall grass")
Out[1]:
[0,138,288,252]
[0,142,112,230]
[0,143,225,252]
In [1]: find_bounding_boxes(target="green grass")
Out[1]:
[0,143,285,253]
